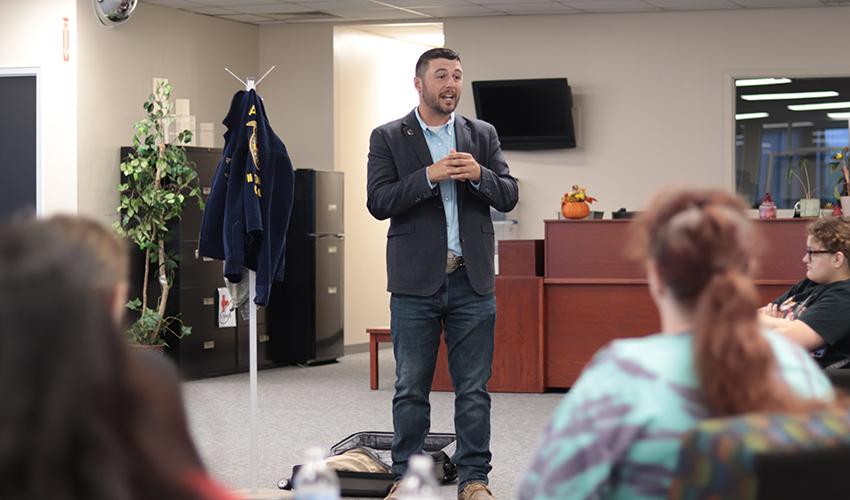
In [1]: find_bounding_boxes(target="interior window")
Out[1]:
[735,77,850,208]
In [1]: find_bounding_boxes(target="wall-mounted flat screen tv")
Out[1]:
[472,78,576,150]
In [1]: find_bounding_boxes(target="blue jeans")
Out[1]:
[390,266,496,488]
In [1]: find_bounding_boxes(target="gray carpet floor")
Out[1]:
[182,347,564,499]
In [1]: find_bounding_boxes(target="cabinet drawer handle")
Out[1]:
[328,246,337,253]
[203,341,215,350]
[203,297,214,306]
[260,334,269,343]
[327,204,337,212]
[327,286,337,295]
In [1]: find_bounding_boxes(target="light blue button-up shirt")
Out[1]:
[415,107,462,256]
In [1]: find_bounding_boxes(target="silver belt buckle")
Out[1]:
[446,252,461,274]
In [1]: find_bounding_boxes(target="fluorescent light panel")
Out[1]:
[741,91,838,101]
[788,101,850,111]
[827,112,850,120]
[735,77,791,87]
[762,121,814,129]
[736,112,768,120]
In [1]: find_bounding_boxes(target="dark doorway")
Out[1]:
[0,75,37,221]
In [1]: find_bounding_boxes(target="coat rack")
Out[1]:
[224,66,281,499]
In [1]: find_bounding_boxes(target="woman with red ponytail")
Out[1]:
[518,189,834,500]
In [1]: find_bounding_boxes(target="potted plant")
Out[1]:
[828,147,850,216]
[561,185,597,219]
[787,158,820,217]
[115,81,203,346]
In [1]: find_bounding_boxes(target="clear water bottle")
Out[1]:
[395,454,441,500]
[293,447,340,500]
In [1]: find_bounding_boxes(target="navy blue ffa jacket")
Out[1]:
[199,90,295,306]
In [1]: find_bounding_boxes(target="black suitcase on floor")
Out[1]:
[278,431,458,497]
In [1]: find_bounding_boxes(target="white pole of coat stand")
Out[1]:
[248,269,258,492]
[224,67,278,499]
[245,76,259,495]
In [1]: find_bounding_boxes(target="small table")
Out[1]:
[368,327,392,390]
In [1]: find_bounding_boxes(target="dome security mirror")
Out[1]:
[92,0,138,27]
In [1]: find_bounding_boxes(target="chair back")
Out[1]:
[669,410,850,500]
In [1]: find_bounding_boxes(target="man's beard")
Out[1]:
[423,88,458,116]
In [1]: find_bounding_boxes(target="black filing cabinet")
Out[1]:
[123,146,275,379]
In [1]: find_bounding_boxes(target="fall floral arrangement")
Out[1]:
[562,185,597,205]
[561,185,597,219]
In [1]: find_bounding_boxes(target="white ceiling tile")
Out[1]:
[193,0,282,5]
[471,0,562,3]
[322,7,428,18]
[218,13,277,21]
[731,0,824,5]
[381,0,478,6]
[560,0,661,11]
[645,0,740,8]
[233,3,316,13]
[292,0,380,8]
[190,6,239,14]
[414,4,497,14]
[489,1,580,13]
[143,0,209,8]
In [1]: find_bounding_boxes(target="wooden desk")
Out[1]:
[543,218,809,388]
[369,275,545,394]
[432,275,544,393]
[370,240,546,393]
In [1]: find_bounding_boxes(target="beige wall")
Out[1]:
[444,7,850,239]
[334,25,441,346]
[258,24,335,172]
[76,0,259,221]
[1,0,77,215]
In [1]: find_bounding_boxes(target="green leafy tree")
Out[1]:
[115,81,203,345]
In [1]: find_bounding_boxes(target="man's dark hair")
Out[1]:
[415,48,461,78]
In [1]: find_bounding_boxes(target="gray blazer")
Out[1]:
[367,109,519,296]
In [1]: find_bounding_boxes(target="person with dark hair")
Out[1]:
[367,47,518,500]
[0,220,237,500]
[760,216,850,368]
[42,214,130,324]
[518,189,834,499]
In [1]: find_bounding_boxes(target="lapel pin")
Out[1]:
[406,128,414,136]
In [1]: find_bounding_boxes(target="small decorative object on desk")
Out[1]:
[758,192,777,220]
[561,185,596,220]
[828,147,850,216]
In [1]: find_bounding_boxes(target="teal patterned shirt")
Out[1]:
[518,330,833,500]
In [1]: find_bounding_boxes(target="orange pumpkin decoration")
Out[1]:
[562,200,590,219]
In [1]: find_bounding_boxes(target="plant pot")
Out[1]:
[841,196,850,217]
[799,198,820,217]
[128,343,165,354]
[562,201,590,219]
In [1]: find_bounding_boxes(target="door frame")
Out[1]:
[0,67,41,215]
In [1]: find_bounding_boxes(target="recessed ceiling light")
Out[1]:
[735,78,791,87]
[827,112,850,120]
[736,112,769,120]
[788,101,850,111]
[741,91,838,101]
